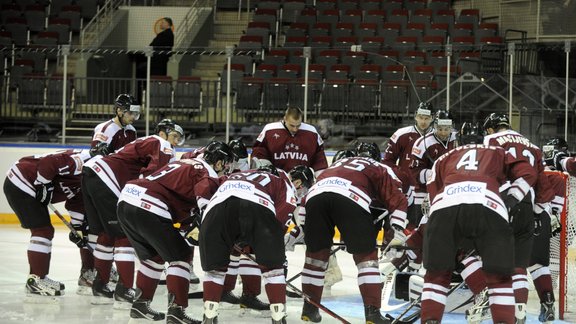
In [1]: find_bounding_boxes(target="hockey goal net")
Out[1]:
[548,171,576,320]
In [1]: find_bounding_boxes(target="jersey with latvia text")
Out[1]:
[304,156,408,229]
[6,149,92,221]
[427,144,538,222]
[84,135,176,197]
[119,158,220,223]
[203,169,297,230]
[251,121,328,172]
[92,119,137,152]
[409,131,457,202]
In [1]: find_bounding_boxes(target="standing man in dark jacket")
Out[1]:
[150,17,174,76]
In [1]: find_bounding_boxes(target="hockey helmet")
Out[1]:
[289,165,315,190]
[331,149,356,165]
[458,122,484,145]
[114,94,140,120]
[434,110,453,128]
[204,141,234,166]
[482,113,510,132]
[154,119,185,146]
[257,164,279,176]
[356,142,381,160]
[228,139,248,160]
[416,102,433,116]
[543,137,570,163]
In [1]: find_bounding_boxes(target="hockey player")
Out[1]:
[250,106,328,175]
[408,109,457,227]
[422,122,538,324]
[90,93,140,156]
[3,149,98,298]
[82,119,184,307]
[117,141,233,324]
[80,93,140,294]
[199,165,298,324]
[481,113,546,322]
[546,137,576,176]
[300,143,408,324]
[383,102,433,227]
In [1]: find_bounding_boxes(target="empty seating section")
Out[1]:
[224,0,504,117]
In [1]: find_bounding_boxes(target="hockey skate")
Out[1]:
[77,268,96,295]
[43,276,65,291]
[538,292,555,323]
[202,300,219,324]
[270,303,287,324]
[220,290,241,309]
[515,303,527,324]
[109,266,119,285]
[113,281,136,309]
[465,288,490,324]
[301,302,321,322]
[91,272,114,305]
[365,305,390,324]
[130,288,165,322]
[239,294,271,317]
[26,274,63,297]
[167,293,202,324]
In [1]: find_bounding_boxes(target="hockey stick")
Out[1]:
[233,244,351,324]
[48,203,88,249]
[381,271,410,312]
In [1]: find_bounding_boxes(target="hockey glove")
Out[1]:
[284,225,304,252]
[386,225,407,259]
[35,183,54,206]
[380,252,410,276]
[550,209,562,237]
[90,141,111,157]
[69,230,88,248]
[553,151,568,171]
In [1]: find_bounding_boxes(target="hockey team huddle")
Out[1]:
[3,93,576,324]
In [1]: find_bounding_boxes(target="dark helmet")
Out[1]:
[482,113,510,131]
[114,94,140,119]
[257,164,279,176]
[543,137,570,162]
[356,142,381,160]
[434,110,453,127]
[458,122,484,145]
[155,119,185,145]
[332,149,356,165]
[204,141,234,165]
[228,139,248,160]
[289,165,315,189]
[416,102,434,116]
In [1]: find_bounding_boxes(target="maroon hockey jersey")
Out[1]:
[305,157,408,229]
[118,158,221,223]
[559,157,576,177]
[427,144,538,221]
[180,147,204,160]
[204,169,297,229]
[251,121,328,172]
[6,149,92,218]
[409,131,457,202]
[546,171,566,214]
[84,135,176,196]
[91,119,137,152]
[383,125,430,180]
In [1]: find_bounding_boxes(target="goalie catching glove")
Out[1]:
[385,225,407,259]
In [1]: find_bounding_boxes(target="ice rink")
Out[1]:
[0,224,572,324]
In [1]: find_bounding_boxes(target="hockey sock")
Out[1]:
[301,249,330,304]
[203,270,226,302]
[28,226,55,277]
[485,272,515,324]
[224,254,240,292]
[167,261,190,308]
[80,247,94,270]
[93,232,114,282]
[512,268,529,304]
[114,237,136,288]
[354,250,382,308]
[136,256,164,300]
[421,270,451,322]
[461,255,486,295]
[529,264,555,302]
[239,255,262,296]
[262,268,286,304]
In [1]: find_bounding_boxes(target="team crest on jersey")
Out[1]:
[141,202,151,210]
[273,133,280,139]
